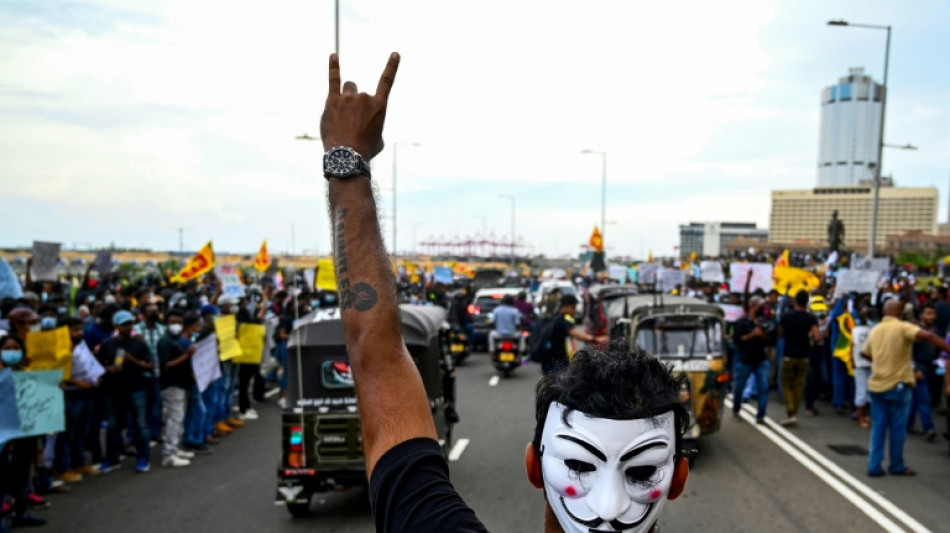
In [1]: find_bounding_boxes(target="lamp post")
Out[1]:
[498,194,516,269]
[828,19,891,257]
[392,142,421,257]
[581,149,607,245]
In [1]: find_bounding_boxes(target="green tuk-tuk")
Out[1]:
[275,305,458,517]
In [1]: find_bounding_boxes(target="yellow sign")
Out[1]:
[214,315,243,361]
[254,240,271,273]
[232,323,266,365]
[589,226,604,253]
[25,327,72,379]
[173,241,215,283]
[316,257,338,292]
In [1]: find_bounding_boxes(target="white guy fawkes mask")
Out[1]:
[540,402,676,533]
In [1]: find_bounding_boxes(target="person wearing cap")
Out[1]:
[778,290,821,426]
[540,294,608,375]
[95,309,155,473]
[6,308,40,348]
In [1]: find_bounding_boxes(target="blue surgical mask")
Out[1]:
[57,306,68,315]
[41,317,58,330]
[1,350,23,366]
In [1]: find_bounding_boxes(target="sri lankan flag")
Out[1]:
[833,313,855,376]
[775,249,790,268]
[589,226,604,252]
[254,240,271,273]
[172,241,215,283]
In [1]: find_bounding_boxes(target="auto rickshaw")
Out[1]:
[606,295,729,446]
[275,305,458,517]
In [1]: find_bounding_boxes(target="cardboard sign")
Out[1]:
[25,327,72,379]
[31,241,61,281]
[0,258,22,299]
[700,261,725,283]
[70,341,105,384]
[216,263,245,299]
[657,269,686,292]
[729,263,773,293]
[93,251,113,275]
[191,334,222,393]
[214,315,243,361]
[316,258,338,291]
[12,370,66,438]
[835,269,882,298]
[637,263,660,285]
[0,369,22,447]
[232,323,266,365]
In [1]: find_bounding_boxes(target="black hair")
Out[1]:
[920,302,937,314]
[38,303,58,316]
[533,339,690,457]
[0,334,25,352]
[794,290,809,308]
[59,317,85,329]
[183,312,201,329]
[501,294,515,306]
[98,303,119,322]
[166,309,185,322]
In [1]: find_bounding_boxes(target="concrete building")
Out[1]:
[678,222,768,258]
[884,230,950,257]
[817,67,883,187]
[769,186,937,249]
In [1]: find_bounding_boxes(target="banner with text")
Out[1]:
[214,315,243,361]
[729,263,774,293]
[191,334,222,393]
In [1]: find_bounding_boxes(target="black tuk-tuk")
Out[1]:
[275,305,458,517]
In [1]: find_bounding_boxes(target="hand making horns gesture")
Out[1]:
[320,52,400,161]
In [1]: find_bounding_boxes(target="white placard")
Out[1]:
[70,341,105,384]
[608,264,627,284]
[216,264,244,299]
[700,261,725,283]
[93,251,113,275]
[31,241,61,282]
[729,263,773,293]
[719,304,746,323]
[637,263,660,285]
[191,334,222,393]
[657,269,686,291]
[852,256,890,272]
[834,269,882,298]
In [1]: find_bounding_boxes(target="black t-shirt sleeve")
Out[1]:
[369,438,489,533]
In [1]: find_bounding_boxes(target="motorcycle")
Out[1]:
[490,329,530,378]
[446,323,471,365]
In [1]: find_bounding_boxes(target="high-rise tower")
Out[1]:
[817,67,884,187]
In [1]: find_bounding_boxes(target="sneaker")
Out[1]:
[183,442,214,455]
[12,514,47,527]
[277,398,288,409]
[161,455,191,468]
[779,417,798,427]
[239,410,259,421]
[755,418,766,425]
[135,459,151,473]
[98,460,122,473]
[77,465,102,476]
[25,493,50,509]
[175,449,196,459]
[58,470,83,483]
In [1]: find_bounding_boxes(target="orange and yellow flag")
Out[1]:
[774,249,790,268]
[254,240,271,273]
[589,226,604,252]
[172,241,215,283]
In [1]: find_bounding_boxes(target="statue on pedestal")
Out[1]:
[828,210,845,253]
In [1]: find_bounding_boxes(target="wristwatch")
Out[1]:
[323,146,372,180]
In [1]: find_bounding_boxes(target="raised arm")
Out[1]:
[916,329,950,355]
[321,53,436,476]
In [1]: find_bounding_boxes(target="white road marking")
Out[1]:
[727,398,929,533]
[265,387,280,399]
[448,438,470,462]
[737,401,932,533]
[488,375,500,387]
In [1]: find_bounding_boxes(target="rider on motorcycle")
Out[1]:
[489,295,524,353]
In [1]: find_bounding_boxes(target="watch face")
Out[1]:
[324,147,358,176]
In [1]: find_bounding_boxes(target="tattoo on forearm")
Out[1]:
[335,207,379,312]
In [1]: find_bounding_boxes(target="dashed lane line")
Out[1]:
[448,438,470,462]
[488,375,500,387]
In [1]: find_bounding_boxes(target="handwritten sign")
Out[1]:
[729,263,773,293]
[0,258,22,299]
[216,263,245,299]
[31,241,61,281]
[316,258,338,292]
[657,269,686,292]
[191,335,222,393]
[835,269,882,299]
[214,315,243,361]
[700,261,725,283]
[637,263,660,285]
[70,341,105,384]
[232,323,266,365]
[0,369,22,447]
[13,370,65,437]
[93,251,113,274]
[25,327,72,379]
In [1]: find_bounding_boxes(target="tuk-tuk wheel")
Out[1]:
[287,499,312,518]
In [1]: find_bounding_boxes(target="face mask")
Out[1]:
[168,324,184,336]
[1,350,24,366]
[540,403,677,533]
[58,307,68,315]
[41,317,58,330]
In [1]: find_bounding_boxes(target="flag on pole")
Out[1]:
[833,313,855,377]
[254,240,271,273]
[172,241,215,283]
[589,226,604,252]
[775,249,790,268]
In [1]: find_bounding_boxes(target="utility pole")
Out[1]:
[170,227,191,258]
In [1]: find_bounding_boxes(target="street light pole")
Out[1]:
[498,195,516,269]
[828,20,891,257]
[334,0,339,55]
[582,149,608,245]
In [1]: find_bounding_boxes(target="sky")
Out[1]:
[2,0,949,259]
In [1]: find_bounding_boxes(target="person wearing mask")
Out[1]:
[134,301,166,445]
[732,296,772,424]
[908,303,939,442]
[6,308,40,344]
[862,299,950,477]
[778,290,820,426]
[157,311,202,468]
[95,310,154,473]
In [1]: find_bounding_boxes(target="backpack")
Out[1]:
[529,316,559,363]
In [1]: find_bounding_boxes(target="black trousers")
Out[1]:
[238,364,265,413]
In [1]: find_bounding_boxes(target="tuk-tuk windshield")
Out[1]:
[635,315,723,358]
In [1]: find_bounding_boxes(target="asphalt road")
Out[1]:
[37,352,950,532]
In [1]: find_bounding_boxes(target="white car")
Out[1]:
[533,281,583,317]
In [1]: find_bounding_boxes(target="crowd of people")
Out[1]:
[0,265,324,529]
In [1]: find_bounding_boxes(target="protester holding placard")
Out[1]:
[157,311,202,468]
[54,318,102,483]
